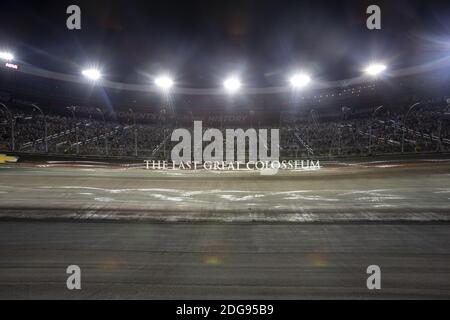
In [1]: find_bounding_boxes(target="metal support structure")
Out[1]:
[97,108,108,156]
[159,107,168,160]
[129,108,138,157]
[67,106,79,154]
[436,103,449,152]
[0,103,15,151]
[31,104,48,153]
[368,105,384,155]
[401,102,420,153]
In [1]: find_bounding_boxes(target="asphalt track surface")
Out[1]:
[1,221,450,299]
[0,159,449,222]
[0,158,449,299]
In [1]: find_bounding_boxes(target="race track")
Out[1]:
[1,221,450,299]
[0,158,449,222]
[0,158,450,299]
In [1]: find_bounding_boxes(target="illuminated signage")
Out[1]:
[5,63,19,70]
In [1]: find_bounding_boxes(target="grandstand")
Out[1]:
[1,70,449,160]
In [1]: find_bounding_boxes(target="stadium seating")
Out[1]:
[1,99,449,159]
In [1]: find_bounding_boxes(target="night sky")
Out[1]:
[0,0,450,88]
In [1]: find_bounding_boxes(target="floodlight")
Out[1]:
[365,63,387,76]
[155,75,174,90]
[0,51,14,61]
[82,68,102,81]
[223,77,241,93]
[290,73,311,88]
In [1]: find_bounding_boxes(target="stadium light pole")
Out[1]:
[338,108,348,156]
[437,100,450,152]
[31,104,48,153]
[67,106,79,155]
[310,109,320,129]
[368,105,384,155]
[129,108,138,157]
[309,109,320,152]
[96,108,108,156]
[159,108,168,160]
[401,102,420,153]
[0,103,14,151]
[154,75,174,159]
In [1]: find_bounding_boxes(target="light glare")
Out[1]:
[155,76,174,90]
[223,77,241,93]
[0,51,14,61]
[82,68,102,81]
[290,73,311,88]
[365,64,387,76]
